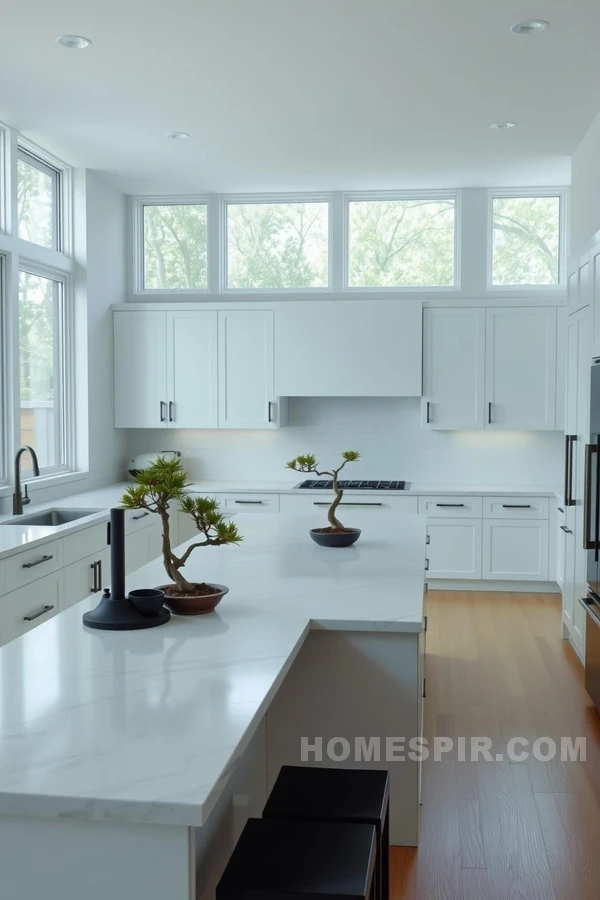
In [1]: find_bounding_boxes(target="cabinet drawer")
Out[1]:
[217,493,280,513]
[280,494,419,516]
[124,508,156,534]
[483,497,549,519]
[418,496,482,517]
[0,571,62,645]
[63,522,109,566]
[5,540,63,593]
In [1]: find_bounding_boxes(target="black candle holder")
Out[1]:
[82,508,170,631]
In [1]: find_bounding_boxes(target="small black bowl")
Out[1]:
[128,588,166,617]
[310,528,361,548]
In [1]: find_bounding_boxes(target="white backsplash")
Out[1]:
[125,397,564,487]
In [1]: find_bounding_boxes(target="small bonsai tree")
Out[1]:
[286,451,361,531]
[121,456,242,596]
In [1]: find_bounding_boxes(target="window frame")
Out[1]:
[16,147,62,252]
[132,195,210,296]
[16,262,74,478]
[487,187,568,291]
[343,190,461,292]
[221,193,333,294]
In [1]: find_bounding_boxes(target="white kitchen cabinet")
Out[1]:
[169,311,218,429]
[485,307,557,431]
[114,310,168,428]
[591,240,600,359]
[0,571,63,645]
[217,493,281,513]
[280,494,418,527]
[63,548,110,610]
[425,519,482,579]
[422,308,486,430]
[275,300,422,397]
[561,506,576,630]
[482,520,549,581]
[125,519,162,574]
[218,310,280,429]
[5,540,63,593]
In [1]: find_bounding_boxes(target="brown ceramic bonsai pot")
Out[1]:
[158,583,229,616]
[310,528,361,548]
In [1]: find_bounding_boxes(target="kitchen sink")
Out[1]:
[3,508,102,527]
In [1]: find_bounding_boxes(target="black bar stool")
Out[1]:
[216,817,377,900]
[262,767,390,900]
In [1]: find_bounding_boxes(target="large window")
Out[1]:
[143,202,207,290]
[347,196,456,288]
[226,200,329,290]
[18,270,67,473]
[491,194,561,286]
[17,150,60,250]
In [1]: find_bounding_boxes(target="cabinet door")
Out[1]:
[168,311,218,429]
[426,519,482,579]
[591,243,600,359]
[114,311,168,428]
[422,308,485,430]
[63,549,110,611]
[485,307,557,430]
[482,520,549,580]
[562,507,576,631]
[218,310,276,429]
[0,572,62,645]
[125,521,162,574]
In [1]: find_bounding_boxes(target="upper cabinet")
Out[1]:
[422,307,485,430]
[591,241,600,359]
[274,300,422,397]
[114,309,280,430]
[422,306,558,431]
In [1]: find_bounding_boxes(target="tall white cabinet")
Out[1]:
[114,309,281,430]
[422,306,558,431]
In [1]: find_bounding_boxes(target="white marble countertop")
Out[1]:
[0,514,425,827]
[0,478,561,562]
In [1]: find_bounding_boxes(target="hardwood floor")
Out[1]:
[390,590,600,900]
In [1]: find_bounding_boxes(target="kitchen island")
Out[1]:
[0,513,426,900]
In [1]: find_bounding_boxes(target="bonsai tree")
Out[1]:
[121,456,242,596]
[286,451,360,531]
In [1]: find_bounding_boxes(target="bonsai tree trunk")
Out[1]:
[329,471,345,530]
[159,507,195,594]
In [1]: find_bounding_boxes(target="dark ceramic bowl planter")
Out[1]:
[310,528,361,548]
[128,588,166,617]
[159,583,229,616]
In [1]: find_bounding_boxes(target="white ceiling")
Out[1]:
[2,0,600,193]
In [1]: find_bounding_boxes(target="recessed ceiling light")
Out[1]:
[165,132,190,140]
[510,19,549,35]
[56,34,92,49]
[490,122,516,130]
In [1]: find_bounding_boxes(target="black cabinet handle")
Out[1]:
[97,559,102,592]
[425,558,429,571]
[234,500,263,505]
[557,507,565,514]
[564,435,577,507]
[24,605,54,622]
[426,401,431,424]
[22,554,53,569]
[91,561,98,593]
[160,401,166,422]
[169,401,174,422]
[268,401,274,423]
[132,511,150,520]
[502,504,531,509]
[488,401,492,424]
[560,525,573,534]
[313,502,383,507]
[435,503,465,508]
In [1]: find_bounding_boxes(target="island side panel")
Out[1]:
[265,629,423,846]
[0,817,193,900]
[195,718,267,900]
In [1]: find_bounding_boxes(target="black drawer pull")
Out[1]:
[234,500,264,505]
[557,507,564,513]
[313,502,383,507]
[24,605,54,622]
[132,512,150,520]
[560,525,573,534]
[22,554,53,569]
[435,503,465,508]
[502,504,531,509]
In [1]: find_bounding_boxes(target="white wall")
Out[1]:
[125,397,564,487]
[571,110,600,254]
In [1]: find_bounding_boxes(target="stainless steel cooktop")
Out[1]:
[296,480,407,490]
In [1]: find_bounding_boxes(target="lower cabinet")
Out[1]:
[482,520,549,581]
[125,520,162,574]
[63,548,110,611]
[279,493,418,525]
[0,571,62,644]
[426,519,482,579]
